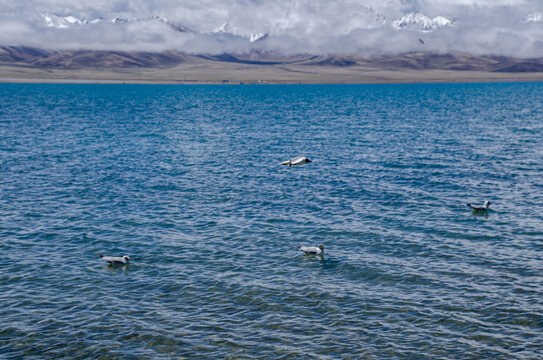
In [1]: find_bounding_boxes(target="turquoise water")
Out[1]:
[1,83,542,359]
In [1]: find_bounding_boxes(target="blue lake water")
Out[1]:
[1,83,542,359]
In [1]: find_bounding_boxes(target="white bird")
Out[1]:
[100,254,131,264]
[467,200,491,211]
[298,244,324,255]
[281,156,312,167]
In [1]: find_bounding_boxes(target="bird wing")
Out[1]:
[101,256,124,263]
[290,157,306,165]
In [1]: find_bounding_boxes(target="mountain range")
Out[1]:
[41,14,267,44]
[1,46,543,73]
[37,11,459,46]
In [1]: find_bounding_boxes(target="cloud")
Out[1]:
[0,0,542,57]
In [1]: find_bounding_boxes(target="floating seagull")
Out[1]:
[298,244,324,255]
[281,156,312,167]
[100,254,131,265]
[467,200,491,212]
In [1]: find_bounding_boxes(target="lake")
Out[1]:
[1,83,542,359]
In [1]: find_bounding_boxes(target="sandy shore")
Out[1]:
[1,62,543,84]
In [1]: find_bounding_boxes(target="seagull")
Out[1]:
[281,156,312,167]
[298,244,324,255]
[467,200,491,212]
[419,38,425,44]
[100,254,131,265]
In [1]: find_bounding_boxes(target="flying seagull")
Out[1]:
[281,156,312,167]
[100,254,132,264]
[419,38,425,44]
[298,244,324,255]
[467,200,491,212]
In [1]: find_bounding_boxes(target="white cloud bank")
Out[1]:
[1,0,542,57]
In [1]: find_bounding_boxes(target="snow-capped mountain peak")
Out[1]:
[249,32,268,42]
[210,22,267,42]
[42,13,193,33]
[42,14,86,28]
[523,12,542,23]
[392,13,453,32]
[152,16,192,33]
[213,22,229,33]
[111,17,128,25]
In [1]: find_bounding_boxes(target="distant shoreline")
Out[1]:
[1,70,542,85]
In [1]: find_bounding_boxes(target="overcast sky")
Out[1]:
[1,0,542,57]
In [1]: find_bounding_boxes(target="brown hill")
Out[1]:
[31,50,188,68]
[1,46,543,73]
[0,46,57,62]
